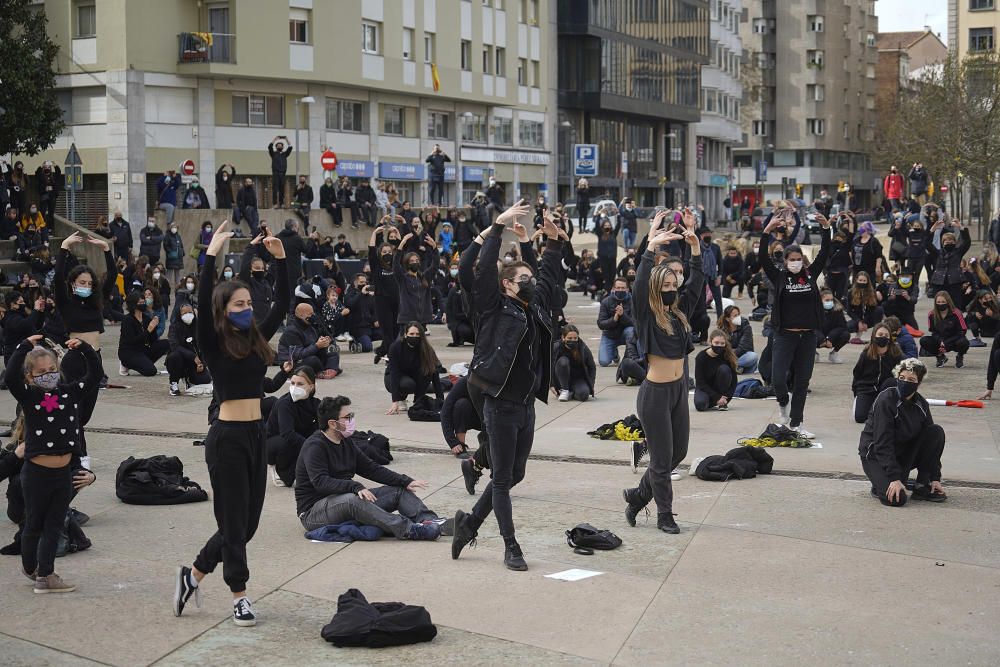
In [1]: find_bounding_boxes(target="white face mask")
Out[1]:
[730,315,742,326]
[787,260,803,274]
[153,272,161,281]
[180,312,195,325]
[186,281,195,291]
[288,384,309,402]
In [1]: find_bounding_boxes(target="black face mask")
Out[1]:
[613,290,629,300]
[943,243,956,251]
[380,254,393,267]
[252,270,265,280]
[874,336,890,348]
[661,291,677,306]
[516,281,536,302]
[897,379,919,399]
[564,340,578,349]
[389,238,401,246]
[936,303,949,312]
[408,262,420,272]
[404,336,420,348]
[711,345,727,356]
[772,252,783,261]
[703,236,712,244]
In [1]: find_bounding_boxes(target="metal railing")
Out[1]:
[177,32,236,64]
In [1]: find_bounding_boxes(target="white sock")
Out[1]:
[188,572,198,588]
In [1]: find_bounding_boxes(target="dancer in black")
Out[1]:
[451,202,565,571]
[173,220,290,627]
[621,210,702,534]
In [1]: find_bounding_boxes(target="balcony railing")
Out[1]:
[177,32,236,64]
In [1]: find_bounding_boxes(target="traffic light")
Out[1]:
[795,183,803,198]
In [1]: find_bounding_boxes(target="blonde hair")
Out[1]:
[646,263,689,335]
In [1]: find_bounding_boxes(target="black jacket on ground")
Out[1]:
[321,588,437,648]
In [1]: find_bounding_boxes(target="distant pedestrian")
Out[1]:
[268,136,293,207]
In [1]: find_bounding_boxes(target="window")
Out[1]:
[427,111,451,139]
[75,2,96,38]
[424,33,435,63]
[970,27,995,53]
[482,45,493,74]
[867,63,876,78]
[402,28,414,60]
[752,18,773,34]
[971,0,994,10]
[866,32,876,47]
[495,47,506,77]
[289,10,309,43]
[703,89,717,112]
[460,40,472,71]
[756,52,775,69]
[517,58,528,85]
[383,105,404,135]
[808,15,824,32]
[844,122,850,139]
[326,98,367,133]
[493,116,513,145]
[531,61,540,87]
[232,94,284,127]
[519,119,543,148]
[807,50,824,67]
[362,21,380,54]
[752,120,768,136]
[807,118,825,136]
[807,84,825,101]
[865,95,875,110]
[461,113,487,143]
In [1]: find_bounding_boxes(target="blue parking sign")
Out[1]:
[573,144,599,178]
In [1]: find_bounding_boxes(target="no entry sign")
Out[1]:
[180,159,196,176]
[321,150,338,171]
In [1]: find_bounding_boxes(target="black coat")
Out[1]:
[597,293,634,340]
[110,219,133,255]
[139,226,164,260]
[552,340,597,395]
[216,166,236,209]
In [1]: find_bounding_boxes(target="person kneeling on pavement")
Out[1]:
[858,358,947,507]
[295,396,444,540]
[552,325,596,402]
[277,303,341,379]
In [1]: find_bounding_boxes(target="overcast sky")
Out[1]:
[876,0,948,43]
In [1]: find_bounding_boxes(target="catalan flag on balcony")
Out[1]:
[431,63,441,92]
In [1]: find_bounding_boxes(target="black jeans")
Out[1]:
[21,460,72,577]
[771,330,817,427]
[165,351,212,385]
[450,322,475,345]
[707,280,723,317]
[452,397,482,439]
[119,340,170,377]
[919,334,970,357]
[826,272,849,301]
[471,396,534,538]
[374,299,398,357]
[194,420,266,593]
[324,204,343,226]
[694,365,734,411]
[861,424,945,506]
[633,377,688,515]
[384,371,431,401]
[467,379,491,470]
[428,176,445,206]
[266,434,304,487]
[272,171,286,206]
[554,357,590,401]
[852,378,896,423]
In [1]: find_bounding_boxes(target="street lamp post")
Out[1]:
[294,96,316,181]
[758,142,774,206]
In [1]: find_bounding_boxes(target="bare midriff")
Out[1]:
[646,354,685,383]
[30,453,72,468]
[219,398,262,422]
[69,331,101,350]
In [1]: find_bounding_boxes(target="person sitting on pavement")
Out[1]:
[384,322,444,415]
[920,291,970,368]
[552,324,596,402]
[845,272,884,342]
[118,292,169,377]
[165,303,212,396]
[596,277,635,366]
[882,315,917,359]
[266,366,319,487]
[858,358,947,507]
[966,289,999,347]
[717,305,757,373]
[816,289,850,364]
[440,374,484,460]
[694,329,737,412]
[277,303,341,380]
[294,395,443,540]
[851,323,903,423]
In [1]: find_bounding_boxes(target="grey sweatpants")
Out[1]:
[635,376,689,514]
[299,485,437,538]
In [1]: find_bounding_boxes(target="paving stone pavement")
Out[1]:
[1,284,998,666]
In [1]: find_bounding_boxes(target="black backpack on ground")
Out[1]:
[406,395,443,422]
[321,588,437,648]
[566,523,623,555]
[116,455,208,505]
[354,430,392,465]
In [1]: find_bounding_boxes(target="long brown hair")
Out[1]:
[864,324,902,361]
[717,304,740,332]
[849,271,878,307]
[561,324,582,364]
[646,263,689,335]
[211,279,275,362]
[931,290,957,325]
[402,321,439,377]
[708,328,738,370]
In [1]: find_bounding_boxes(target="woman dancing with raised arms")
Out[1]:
[172,220,290,627]
[622,210,702,534]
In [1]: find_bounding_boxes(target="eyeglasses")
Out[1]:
[515,276,537,286]
[339,413,355,421]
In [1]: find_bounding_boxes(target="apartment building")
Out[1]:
[555,0,710,208]
[694,0,744,221]
[15,0,555,226]
[950,0,1000,58]
[734,0,880,208]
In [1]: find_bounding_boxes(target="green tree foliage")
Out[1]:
[0,0,64,156]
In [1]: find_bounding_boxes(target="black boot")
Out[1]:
[657,512,680,534]
[623,488,648,527]
[0,528,21,555]
[503,535,527,571]
[451,510,481,560]
[461,458,482,496]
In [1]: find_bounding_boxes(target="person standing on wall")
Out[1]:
[268,136,293,208]
[425,144,451,207]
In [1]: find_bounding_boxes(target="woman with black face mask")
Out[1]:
[859,358,947,506]
[851,323,902,423]
[368,218,402,363]
[393,222,438,333]
[384,322,443,415]
[118,291,170,377]
[920,291,970,368]
[552,325,596,402]
[693,329,738,412]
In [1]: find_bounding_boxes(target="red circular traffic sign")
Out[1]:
[180,159,196,176]
[321,150,338,171]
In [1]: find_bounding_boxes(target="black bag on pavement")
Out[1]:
[406,395,442,422]
[565,523,623,555]
[321,588,437,648]
[115,455,208,505]
[355,430,392,465]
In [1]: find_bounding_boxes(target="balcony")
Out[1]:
[177,32,236,65]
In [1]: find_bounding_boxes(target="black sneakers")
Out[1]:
[936,354,947,368]
[911,484,947,502]
[461,458,482,495]
[172,566,200,617]
[631,441,647,472]
[503,536,528,571]
[451,510,480,560]
[233,596,257,627]
[657,512,680,534]
[623,488,649,527]
[956,354,965,369]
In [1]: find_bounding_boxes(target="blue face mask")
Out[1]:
[73,286,93,299]
[897,379,919,399]
[228,309,254,331]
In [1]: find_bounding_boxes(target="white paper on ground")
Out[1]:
[545,568,603,582]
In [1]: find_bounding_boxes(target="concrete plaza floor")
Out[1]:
[1,286,999,666]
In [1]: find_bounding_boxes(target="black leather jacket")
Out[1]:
[468,223,565,403]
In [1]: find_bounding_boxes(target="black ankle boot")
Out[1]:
[623,488,648,527]
[451,510,482,560]
[657,512,680,534]
[503,535,527,571]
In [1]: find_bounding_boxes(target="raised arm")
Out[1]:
[258,236,290,339]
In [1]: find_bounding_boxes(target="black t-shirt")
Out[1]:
[778,273,819,330]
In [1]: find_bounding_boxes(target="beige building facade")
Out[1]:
[14,0,555,226]
[950,0,1000,58]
